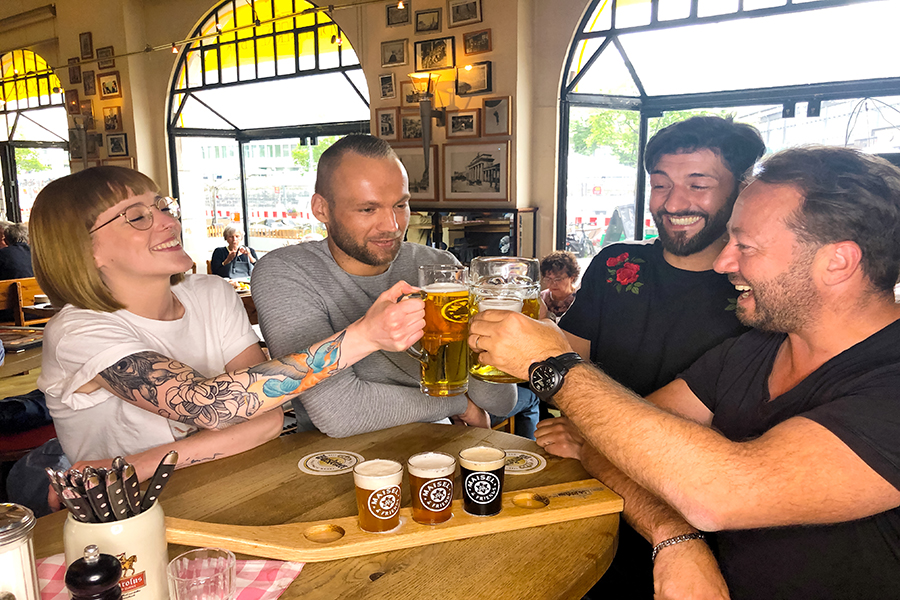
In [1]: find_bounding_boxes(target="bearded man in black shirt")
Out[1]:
[471,146,900,600]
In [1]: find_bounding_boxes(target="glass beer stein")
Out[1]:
[405,265,470,396]
[468,257,540,383]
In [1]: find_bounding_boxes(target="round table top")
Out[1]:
[33,422,619,599]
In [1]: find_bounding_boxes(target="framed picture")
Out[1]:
[101,156,135,169]
[69,159,101,173]
[82,70,96,96]
[415,8,441,34]
[447,108,480,138]
[443,140,508,201]
[79,32,94,60]
[463,28,492,55]
[448,0,482,28]
[107,133,128,157]
[381,39,408,68]
[400,81,418,108]
[386,2,411,26]
[80,100,95,129]
[375,107,399,141]
[456,61,491,95]
[103,106,123,132]
[68,128,84,159]
[379,73,396,100]
[97,71,122,100]
[87,133,102,159]
[399,110,423,141]
[96,46,115,69]
[414,37,455,71]
[482,96,510,136]
[393,145,439,200]
[65,89,80,115]
[68,58,81,84]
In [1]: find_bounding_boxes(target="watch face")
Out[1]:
[531,364,559,393]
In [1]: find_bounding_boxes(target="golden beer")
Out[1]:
[353,459,403,533]
[469,291,540,383]
[407,452,456,525]
[417,282,470,396]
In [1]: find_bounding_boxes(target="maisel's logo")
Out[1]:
[116,553,146,596]
[465,472,500,504]
[368,485,401,520]
[441,298,470,323]
[419,478,453,511]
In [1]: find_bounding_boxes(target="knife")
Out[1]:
[105,469,129,520]
[112,456,127,476]
[67,469,86,495]
[62,486,97,523]
[122,463,142,516]
[140,451,178,511]
[46,468,79,517]
[84,468,115,522]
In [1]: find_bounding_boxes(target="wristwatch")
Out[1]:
[528,353,584,400]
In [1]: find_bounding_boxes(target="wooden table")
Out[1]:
[32,423,620,600]
[0,346,41,378]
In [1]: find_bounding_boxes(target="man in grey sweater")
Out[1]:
[252,135,515,437]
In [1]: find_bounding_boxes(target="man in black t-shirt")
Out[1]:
[470,147,900,599]
[539,117,765,597]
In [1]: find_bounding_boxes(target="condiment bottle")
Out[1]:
[65,545,123,600]
[0,503,39,600]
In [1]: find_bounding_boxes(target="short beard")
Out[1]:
[736,247,821,333]
[326,219,401,267]
[654,205,731,257]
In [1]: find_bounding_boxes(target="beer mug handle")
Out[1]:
[406,344,426,366]
[396,291,427,303]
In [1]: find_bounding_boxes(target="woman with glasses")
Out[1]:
[11,166,424,515]
[538,250,580,320]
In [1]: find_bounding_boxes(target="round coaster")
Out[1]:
[298,451,365,475]
[504,449,547,475]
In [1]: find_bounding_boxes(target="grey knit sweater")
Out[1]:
[251,240,516,438]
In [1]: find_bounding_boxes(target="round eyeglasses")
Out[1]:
[90,196,180,233]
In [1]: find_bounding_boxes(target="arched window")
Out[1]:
[168,0,370,267]
[559,0,900,258]
[0,49,68,222]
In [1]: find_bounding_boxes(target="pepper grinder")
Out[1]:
[65,545,123,600]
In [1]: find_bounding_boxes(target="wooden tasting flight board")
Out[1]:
[165,479,623,562]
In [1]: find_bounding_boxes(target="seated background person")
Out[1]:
[9,165,425,516]
[0,223,35,280]
[211,225,257,279]
[538,250,580,321]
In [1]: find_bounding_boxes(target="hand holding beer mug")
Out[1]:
[403,265,470,396]
[353,459,403,533]
[469,257,540,383]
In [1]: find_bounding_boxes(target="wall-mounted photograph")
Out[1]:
[103,106,123,132]
[380,73,396,99]
[387,2,411,26]
[415,37,455,71]
[400,110,423,141]
[447,108,480,138]
[463,29,492,55]
[68,58,81,84]
[394,145,439,200]
[482,96,510,136]
[376,107,399,141]
[443,141,508,201]
[87,133,102,159]
[415,8,442,34]
[381,39,408,67]
[82,70,96,96]
[80,100,95,129]
[65,89,80,115]
[98,71,122,100]
[68,129,83,159]
[448,0,482,28]
[96,46,115,69]
[79,32,93,60]
[456,61,491,95]
[401,81,418,108]
[107,133,129,157]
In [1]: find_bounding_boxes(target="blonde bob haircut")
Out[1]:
[31,166,184,312]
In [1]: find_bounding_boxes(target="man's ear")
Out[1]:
[311,193,330,225]
[820,240,863,287]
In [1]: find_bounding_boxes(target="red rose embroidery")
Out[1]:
[606,252,629,267]
[616,262,640,285]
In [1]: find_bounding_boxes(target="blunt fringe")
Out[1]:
[755,146,900,294]
[31,166,184,312]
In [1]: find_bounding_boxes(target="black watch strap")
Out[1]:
[545,352,583,375]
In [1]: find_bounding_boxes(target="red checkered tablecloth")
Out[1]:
[37,554,304,600]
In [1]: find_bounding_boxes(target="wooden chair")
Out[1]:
[206,260,213,274]
[0,277,51,327]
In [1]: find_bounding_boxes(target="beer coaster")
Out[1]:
[298,451,365,475]
[504,450,547,475]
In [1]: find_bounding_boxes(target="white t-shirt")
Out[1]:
[38,275,260,463]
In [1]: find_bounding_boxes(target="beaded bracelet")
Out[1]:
[651,532,706,562]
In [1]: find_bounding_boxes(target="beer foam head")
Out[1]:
[479,297,523,313]
[423,282,467,294]
[354,459,403,489]
[408,452,456,478]
[458,446,506,471]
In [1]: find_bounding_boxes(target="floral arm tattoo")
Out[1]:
[98,332,347,430]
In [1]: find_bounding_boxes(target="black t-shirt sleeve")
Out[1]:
[678,336,741,413]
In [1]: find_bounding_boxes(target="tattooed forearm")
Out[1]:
[187,453,224,465]
[98,332,348,431]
